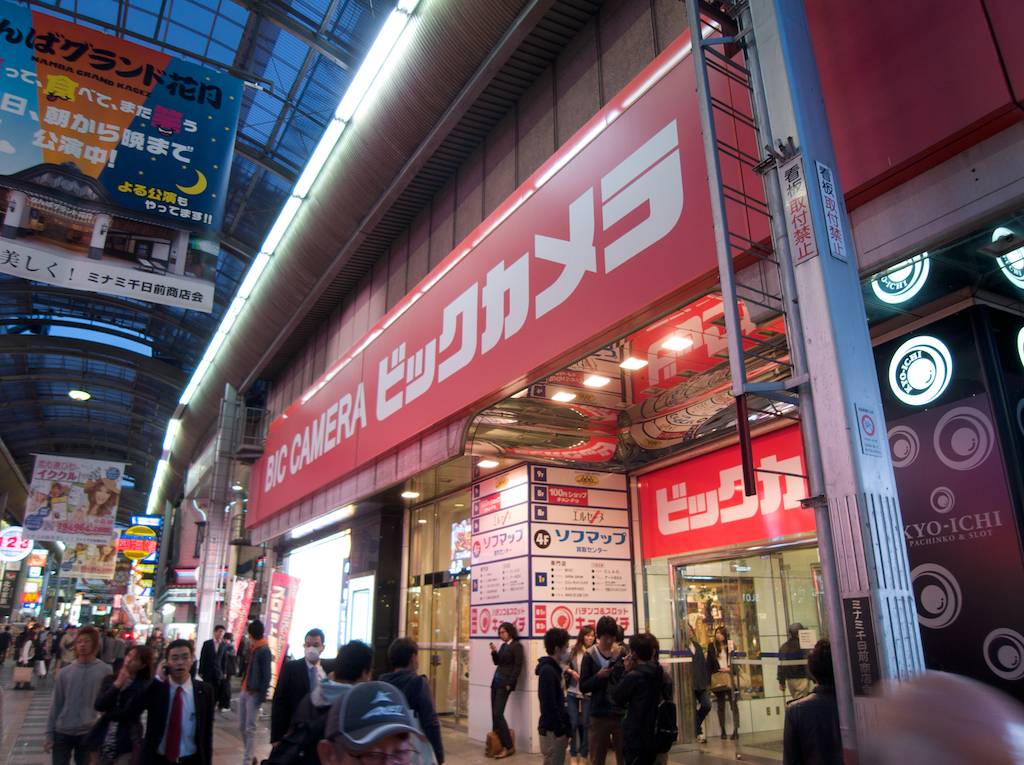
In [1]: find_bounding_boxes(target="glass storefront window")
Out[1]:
[404,491,472,726]
[284,530,350,659]
[652,544,824,760]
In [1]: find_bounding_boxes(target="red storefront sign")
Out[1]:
[250,31,726,526]
[228,577,256,652]
[265,571,299,691]
[638,426,816,559]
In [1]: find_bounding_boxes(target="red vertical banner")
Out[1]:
[228,577,256,652]
[265,571,299,692]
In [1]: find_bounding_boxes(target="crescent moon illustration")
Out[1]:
[176,169,208,195]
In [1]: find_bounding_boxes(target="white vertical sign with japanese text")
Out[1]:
[780,156,818,265]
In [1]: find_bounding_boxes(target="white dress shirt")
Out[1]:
[305,659,326,689]
[158,676,197,758]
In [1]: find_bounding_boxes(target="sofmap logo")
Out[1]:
[870,253,930,305]
[888,335,953,407]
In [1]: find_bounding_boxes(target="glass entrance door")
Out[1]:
[671,546,824,762]
[425,573,471,727]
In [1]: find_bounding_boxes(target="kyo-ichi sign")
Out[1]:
[0,0,242,230]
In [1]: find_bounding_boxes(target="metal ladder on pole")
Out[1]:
[685,3,863,752]
[686,0,814,496]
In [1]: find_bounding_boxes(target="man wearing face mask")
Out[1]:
[271,628,328,744]
[537,628,572,765]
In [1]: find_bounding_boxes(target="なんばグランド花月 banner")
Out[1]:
[0,0,242,231]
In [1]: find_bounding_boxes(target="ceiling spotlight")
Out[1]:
[583,374,610,388]
[551,391,577,402]
[619,357,648,371]
[416,518,428,525]
[454,503,465,508]
[231,483,244,492]
[661,335,694,352]
[68,389,91,401]
[477,459,500,469]
[401,490,421,500]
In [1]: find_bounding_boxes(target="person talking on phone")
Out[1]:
[579,616,625,765]
[133,639,215,765]
[489,622,524,759]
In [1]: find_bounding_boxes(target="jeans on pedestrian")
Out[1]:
[587,716,623,765]
[694,690,712,737]
[491,683,514,750]
[566,695,590,757]
[239,690,261,765]
[540,731,569,765]
[52,731,90,765]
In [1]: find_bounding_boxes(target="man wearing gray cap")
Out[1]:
[317,681,429,765]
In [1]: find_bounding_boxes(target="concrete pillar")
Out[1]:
[747,0,926,751]
[89,213,111,259]
[468,464,633,753]
[196,386,241,642]
[3,190,29,239]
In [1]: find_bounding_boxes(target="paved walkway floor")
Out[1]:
[0,665,750,765]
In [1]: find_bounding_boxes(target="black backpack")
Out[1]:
[653,671,678,753]
[262,711,327,765]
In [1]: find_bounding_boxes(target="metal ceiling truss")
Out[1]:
[0,335,186,390]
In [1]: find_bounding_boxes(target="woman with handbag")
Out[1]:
[88,644,156,765]
[488,622,524,759]
[13,625,37,690]
[706,626,739,741]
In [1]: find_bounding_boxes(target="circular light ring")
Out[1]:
[911,563,962,629]
[932,406,995,471]
[887,425,921,468]
[870,253,931,305]
[68,389,91,401]
[887,335,954,407]
[1017,326,1024,370]
[929,486,955,515]
[993,227,1024,290]
[983,628,1024,681]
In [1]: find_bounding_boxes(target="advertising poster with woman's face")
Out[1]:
[63,536,120,579]
[22,455,126,545]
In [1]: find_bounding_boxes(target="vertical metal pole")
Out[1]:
[736,4,858,750]
[686,1,749,396]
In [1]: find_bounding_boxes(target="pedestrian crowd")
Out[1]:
[21,609,1022,765]
[18,613,836,765]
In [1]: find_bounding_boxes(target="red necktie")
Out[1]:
[166,686,184,762]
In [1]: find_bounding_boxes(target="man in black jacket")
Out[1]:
[537,628,571,765]
[579,616,625,765]
[271,628,328,744]
[197,625,225,689]
[782,640,841,765]
[136,639,215,765]
[778,623,811,700]
[610,633,672,765]
[379,637,444,764]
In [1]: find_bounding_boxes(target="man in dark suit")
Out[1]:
[270,627,327,743]
[197,625,225,688]
[136,638,215,765]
